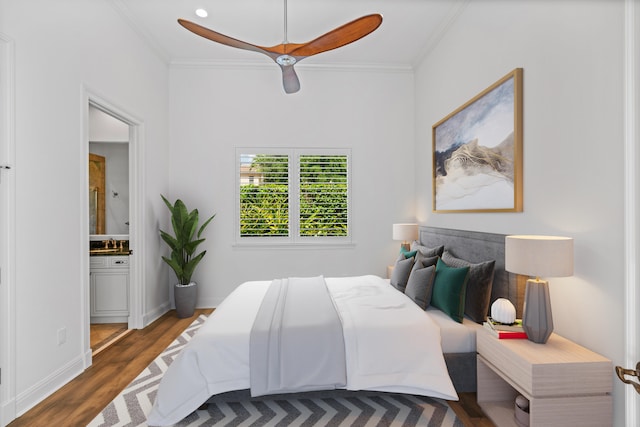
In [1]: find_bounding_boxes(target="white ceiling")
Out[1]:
[111,0,467,68]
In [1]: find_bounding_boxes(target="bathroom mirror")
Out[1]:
[89,153,106,234]
[89,105,129,236]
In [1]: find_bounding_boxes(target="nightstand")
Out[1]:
[477,328,612,427]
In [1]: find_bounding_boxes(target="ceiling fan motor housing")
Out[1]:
[276,55,297,66]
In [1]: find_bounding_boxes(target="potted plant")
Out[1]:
[160,195,215,318]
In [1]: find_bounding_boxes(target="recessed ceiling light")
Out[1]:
[195,8,208,18]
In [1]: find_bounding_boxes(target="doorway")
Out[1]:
[82,91,143,366]
[87,104,131,354]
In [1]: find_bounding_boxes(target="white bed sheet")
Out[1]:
[147,275,457,426]
[424,307,482,353]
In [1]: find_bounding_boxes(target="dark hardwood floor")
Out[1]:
[449,393,495,427]
[8,308,493,427]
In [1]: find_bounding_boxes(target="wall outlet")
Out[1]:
[57,327,66,346]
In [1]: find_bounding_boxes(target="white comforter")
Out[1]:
[147,275,457,426]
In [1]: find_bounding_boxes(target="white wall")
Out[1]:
[168,64,416,307]
[415,1,626,425]
[89,105,129,142]
[0,0,170,417]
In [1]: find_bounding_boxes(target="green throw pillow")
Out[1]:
[441,251,495,324]
[431,258,470,323]
[399,247,418,259]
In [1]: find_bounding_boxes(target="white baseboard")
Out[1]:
[142,300,218,326]
[91,315,129,324]
[83,348,93,370]
[196,297,222,310]
[1,398,16,427]
[15,354,84,417]
[143,302,171,327]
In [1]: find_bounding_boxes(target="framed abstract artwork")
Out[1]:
[432,68,523,213]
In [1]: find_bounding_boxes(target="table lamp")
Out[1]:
[505,235,574,343]
[392,223,418,252]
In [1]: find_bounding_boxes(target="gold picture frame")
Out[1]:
[432,68,523,213]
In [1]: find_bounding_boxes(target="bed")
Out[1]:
[419,226,518,391]
[146,226,517,426]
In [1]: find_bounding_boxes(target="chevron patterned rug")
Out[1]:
[89,315,463,427]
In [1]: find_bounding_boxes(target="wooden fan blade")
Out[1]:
[178,19,270,56]
[280,64,301,94]
[290,14,382,58]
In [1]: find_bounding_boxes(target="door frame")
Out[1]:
[81,87,145,367]
[624,0,640,425]
[0,33,16,427]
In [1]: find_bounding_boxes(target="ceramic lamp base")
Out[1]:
[522,279,553,344]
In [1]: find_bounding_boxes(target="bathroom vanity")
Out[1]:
[90,255,129,323]
[89,237,130,324]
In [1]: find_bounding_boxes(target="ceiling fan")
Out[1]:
[178,0,383,94]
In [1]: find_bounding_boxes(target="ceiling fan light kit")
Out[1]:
[195,8,208,18]
[178,1,382,94]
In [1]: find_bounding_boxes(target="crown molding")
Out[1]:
[108,0,171,64]
[169,59,413,74]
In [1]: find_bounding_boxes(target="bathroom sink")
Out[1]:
[90,239,130,256]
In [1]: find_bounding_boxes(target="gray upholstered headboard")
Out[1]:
[419,226,520,315]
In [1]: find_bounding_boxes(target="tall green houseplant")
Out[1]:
[160,195,215,317]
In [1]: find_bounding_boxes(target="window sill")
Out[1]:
[232,241,356,250]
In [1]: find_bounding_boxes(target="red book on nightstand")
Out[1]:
[483,321,528,339]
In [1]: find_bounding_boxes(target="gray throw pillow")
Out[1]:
[441,251,496,323]
[390,256,414,292]
[411,254,439,276]
[410,242,444,258]
[405,265,436,310]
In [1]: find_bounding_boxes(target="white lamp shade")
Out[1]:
[392,223,418,242]
[505,235,574,278]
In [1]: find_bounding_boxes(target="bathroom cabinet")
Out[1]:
[90,255,129,323]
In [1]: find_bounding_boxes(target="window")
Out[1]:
[237,149,350,244]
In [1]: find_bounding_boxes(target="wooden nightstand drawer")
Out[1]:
[477,328,612,427]
[478,330,612,397]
